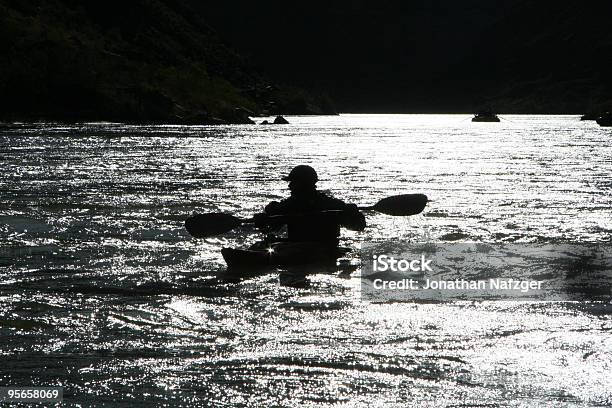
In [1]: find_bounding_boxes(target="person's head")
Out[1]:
[282,165,318,196]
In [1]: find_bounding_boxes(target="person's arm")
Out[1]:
[320,194,366,231]
[253,200,288,230]
[341,203,366,231]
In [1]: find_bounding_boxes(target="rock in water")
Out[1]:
[274,115,289,124]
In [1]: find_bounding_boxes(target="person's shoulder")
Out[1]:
[316,191,348,208]
[265,196,295,214]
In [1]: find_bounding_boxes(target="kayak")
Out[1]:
[221,241,348,269]
[596,113,612,127]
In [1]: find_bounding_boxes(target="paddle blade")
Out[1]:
[371,194,428,216]
[185,213,243,238]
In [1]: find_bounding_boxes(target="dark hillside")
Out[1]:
[0,0,335,123]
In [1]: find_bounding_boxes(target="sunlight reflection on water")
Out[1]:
[1,115,611,406]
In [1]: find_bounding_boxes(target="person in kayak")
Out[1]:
[253,165,366,246]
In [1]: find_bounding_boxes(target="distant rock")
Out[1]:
[260,120,270,124]
[596,112,612,127]
[273,115,289,124]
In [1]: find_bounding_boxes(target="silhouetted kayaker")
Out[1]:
[254,165,365,246]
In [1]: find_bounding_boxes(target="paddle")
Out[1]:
[185,193,428,238]
[362,193,428,216]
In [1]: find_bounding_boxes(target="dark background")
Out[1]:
[202,0,612,113]
[1,0,611,122]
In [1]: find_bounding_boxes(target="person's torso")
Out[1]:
[273,192,346,244]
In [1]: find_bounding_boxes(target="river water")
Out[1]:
[0,115,611,407]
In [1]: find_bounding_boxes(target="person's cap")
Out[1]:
[282,165,318,184]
